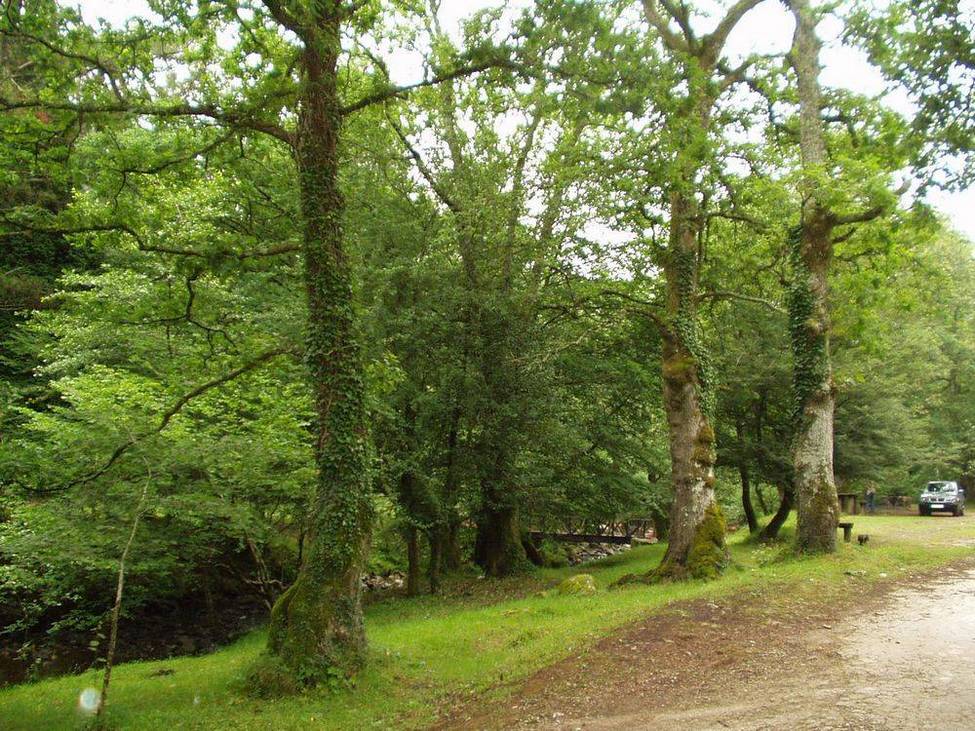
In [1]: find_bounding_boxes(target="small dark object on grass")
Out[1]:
[857,534,869,546]
[147,668,175,677]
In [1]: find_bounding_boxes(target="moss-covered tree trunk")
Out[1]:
[470,301,527,577]
[654,196,727,580]
[789,217,839,552]
[473,442,526,577]
[265,6,371,682]
[789,0,840,553]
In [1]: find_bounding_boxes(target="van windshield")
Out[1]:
[927,482,953,493]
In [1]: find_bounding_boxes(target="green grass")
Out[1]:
[2,515,972,730]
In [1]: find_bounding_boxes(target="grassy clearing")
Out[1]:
[1,515,972,730]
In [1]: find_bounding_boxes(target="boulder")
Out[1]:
[557,573,597,596]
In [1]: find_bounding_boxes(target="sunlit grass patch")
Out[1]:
[1,515,971,730]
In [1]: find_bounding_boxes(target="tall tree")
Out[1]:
[624,0,768,579]
[786,0,900,551]
[0,0,511,683]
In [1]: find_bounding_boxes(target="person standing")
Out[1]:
[865,485,877,515]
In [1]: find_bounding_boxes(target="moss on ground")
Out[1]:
[557,574,597,596]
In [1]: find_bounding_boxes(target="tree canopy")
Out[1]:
[1,0,972,698]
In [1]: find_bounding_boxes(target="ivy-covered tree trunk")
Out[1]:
[471,305,527,577]
[655,198,727,580]
[788,219,839,552]
[789,0,840,553]
[473,443,526,577]
[265,8,372,683]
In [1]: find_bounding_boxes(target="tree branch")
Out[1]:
[641,0,691,53]
[593,289,673,338]
[831,205,885,226]
[696,289,784,313]
[386,109,462,214]
[0,220,300,260]
[705,0,766,57]
[341,57,522,116]
[0,96,294,146]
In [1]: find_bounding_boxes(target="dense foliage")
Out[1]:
[0,0,972,692]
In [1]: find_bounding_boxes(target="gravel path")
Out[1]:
[599,567,975,731]
[439,520,975,731]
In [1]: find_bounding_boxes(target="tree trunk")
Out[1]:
[97,472,150,719]
[427,529,443,594]
[789,0,840,553]
[759,481,795,543]
[445,520,462,571]
[652,196,727,581]
[738,460,758,533]
[751,389,771,516]
[440,406,463,574]
[658,338,726,579]
[265,11,371,684]
[405,526,421,597]
[474,503,524,576]
[473,442,525,576]
[737,420,758,533]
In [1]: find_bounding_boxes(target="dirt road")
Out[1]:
[442,548,975,730]
[621,567,975,731]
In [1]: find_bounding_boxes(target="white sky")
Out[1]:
[73,0,975,240]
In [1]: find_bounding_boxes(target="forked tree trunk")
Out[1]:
[789,0,840,553]
[264,8,371,684]
[759,481,795,543]
[737,421,758,533]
